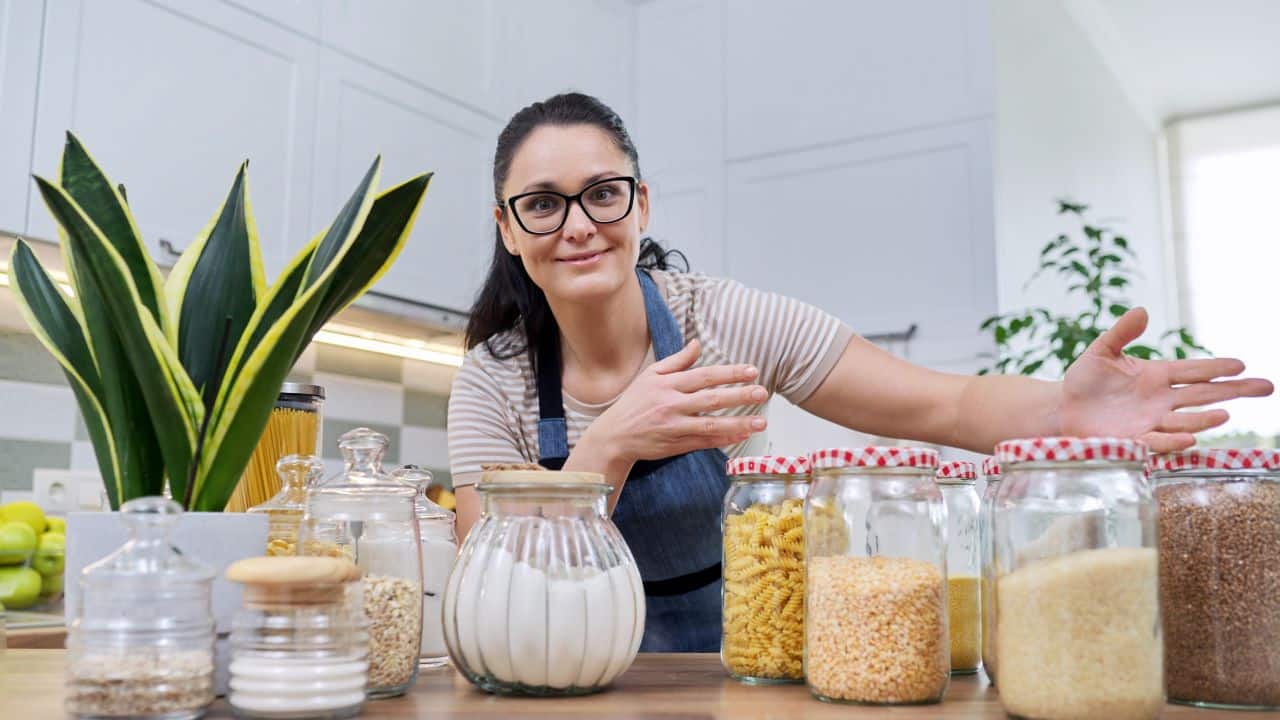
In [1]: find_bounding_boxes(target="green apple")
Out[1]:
[0,566,42,609]
[1,501,46,535]
[46,516,66,534]
[40,571,63,598]
[32,531,65,577]
[0,521,37,565]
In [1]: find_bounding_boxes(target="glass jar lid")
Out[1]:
[1148,448,1280,476]
[226,556,360,607]
[810,446,940,472]
[727,455,811,479]
[315,428,404,490]
[995,437,1147,467]
[249,454,323,514]
[981,456,1002,479]
[936,459,977,485]
[390,465,454,522]
[476,469,609,495]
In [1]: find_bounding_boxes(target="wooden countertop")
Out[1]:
[0,649,1267,718]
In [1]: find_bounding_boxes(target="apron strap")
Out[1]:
[534,324,568,470]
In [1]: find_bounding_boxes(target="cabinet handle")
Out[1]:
[158,238,183,259]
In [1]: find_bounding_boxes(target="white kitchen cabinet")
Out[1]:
[0,0,45,236]
[311,48,498,313]
[26,0,318,278]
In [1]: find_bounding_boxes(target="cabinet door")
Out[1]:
[0,0,45,235]
[27,0,318,277]
[311,50,497,312]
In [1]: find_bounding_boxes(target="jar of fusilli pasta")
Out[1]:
[721,456,810,684]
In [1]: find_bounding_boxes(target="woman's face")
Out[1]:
[495,124,649,304]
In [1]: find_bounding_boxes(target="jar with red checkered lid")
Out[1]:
[1149,448,1280,710]
[936,460,980,676]
[804,447,947,705]
[720,456,811,684]
[978,456,1001,685]
[991,437,1161,720]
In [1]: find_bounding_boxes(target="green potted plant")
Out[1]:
[10,132,431,691]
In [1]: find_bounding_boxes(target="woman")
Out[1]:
[447,93,1271,652]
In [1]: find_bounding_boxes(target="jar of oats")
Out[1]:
[299,428,423,699]
[721,455,810,684]
[937,460,981,675]
[805,447,948,705]
[1151,448,1280,710]
[978,456,1002,685]
[994,437,1162,720]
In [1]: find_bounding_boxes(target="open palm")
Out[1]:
[1061,308,1273,452]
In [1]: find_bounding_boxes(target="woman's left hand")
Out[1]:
[1061,307,1274,452]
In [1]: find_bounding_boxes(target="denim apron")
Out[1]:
[535,270,728,652]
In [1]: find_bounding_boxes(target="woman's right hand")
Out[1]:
[577,339,768,467]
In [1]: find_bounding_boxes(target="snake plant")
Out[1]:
[9,132,432,511]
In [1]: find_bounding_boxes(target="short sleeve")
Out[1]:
[447,355,528,487]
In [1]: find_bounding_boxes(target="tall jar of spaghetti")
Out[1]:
[227,383,326,511]
[721,455,810,684]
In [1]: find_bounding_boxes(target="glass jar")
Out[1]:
[298,428,422,699]
[249,455,323,557]
[720,455,809,684]
[389,465,457,669]
[443,469,644,696]
[66,497,215,719]
[805,447,948,705]
[993,437,1162,720]
[228,383,325,512]
[225,556,368,719]
[979,456,1002,685]
[1150,449,1280,710]
[937,460,980,675]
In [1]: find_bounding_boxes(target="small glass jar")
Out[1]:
[937,460,980,675]
[299,428,422,699]
[1151,449,1280,710]
[389,465,457,669]
[228,384,326,512]
[66,497,215,719]
[720,455,810,684]
[249,455,323,557]
[443,469,645,696]
[978,456,1002,685]
[993,437,1162,720]
[805,447,948,705]
[225,556,368,719]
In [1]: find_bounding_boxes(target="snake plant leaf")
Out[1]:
[34,175,203,501]
[166,162,266,410]
[59,132,168,331]
[7,241,124,507]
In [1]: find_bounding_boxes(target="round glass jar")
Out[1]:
[443,469,644,696]
[978,456,1002,685]
[248,455,323,557]
[805,447,948,706]
[937,460,980,675]
[389,465,457,669]
[66,497,215,720]
[1151,448,1280,710]
[720,455,810,684]
[226,556,368,719]
[993,437,1162,720]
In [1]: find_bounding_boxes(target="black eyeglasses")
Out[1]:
[501,176,637,235]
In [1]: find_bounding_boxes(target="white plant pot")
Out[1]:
[65,511,269,696]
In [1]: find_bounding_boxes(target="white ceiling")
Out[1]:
[1068,0,1280,125]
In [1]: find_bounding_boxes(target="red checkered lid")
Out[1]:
[981,457,1002,477]
[1148,448,1280,473]
[726,455,811,476]
[810,447,940,471]
[937,460,977,481]
[994,437,1147,465]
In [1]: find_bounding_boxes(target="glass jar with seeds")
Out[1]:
[993,437,1162,720]
[805,447,949,706]
[66,497,215,720]
[1150,448,1280,710]
[978,456,1002,685]
[299,428,423,699]
[936,460,981,675]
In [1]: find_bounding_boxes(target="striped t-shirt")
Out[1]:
[447,270,854,487]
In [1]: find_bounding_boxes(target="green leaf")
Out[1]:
[1109,303,1129,318]
[1113,235,1134,255]
[1175,347,1187,360]
[1125,344,1160,360]
[305,158,382,287]
[1108,276,1128,287]
[980,315,1001,331]
[995,325,1008,344]
[1021,359,1045,376]
[1057,200,1088,215]
[1099,254,1122,265]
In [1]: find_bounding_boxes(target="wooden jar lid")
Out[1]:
[226,556,361,607]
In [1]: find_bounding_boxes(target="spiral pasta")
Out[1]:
[722,498,805,680]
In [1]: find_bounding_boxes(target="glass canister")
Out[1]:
[298,428,422,699]
[443,469,645,696]
[228,383,325,512]
[225,556,368,719]
[1150,448,1280,710]
[389,465,457,669]
[249,455,324,557]
[937,460,980,675]
[993,437,1162,720]
[979,456,1002,685]
[66,497,215,719]
[805,447,948,705]
[720,455,809,684]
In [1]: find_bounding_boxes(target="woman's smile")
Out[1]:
[558,248,610,266]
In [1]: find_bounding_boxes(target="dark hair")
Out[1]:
[465,92,687,363]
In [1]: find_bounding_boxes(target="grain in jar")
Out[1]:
[979,456,1001,684]
[937,460,981,674]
